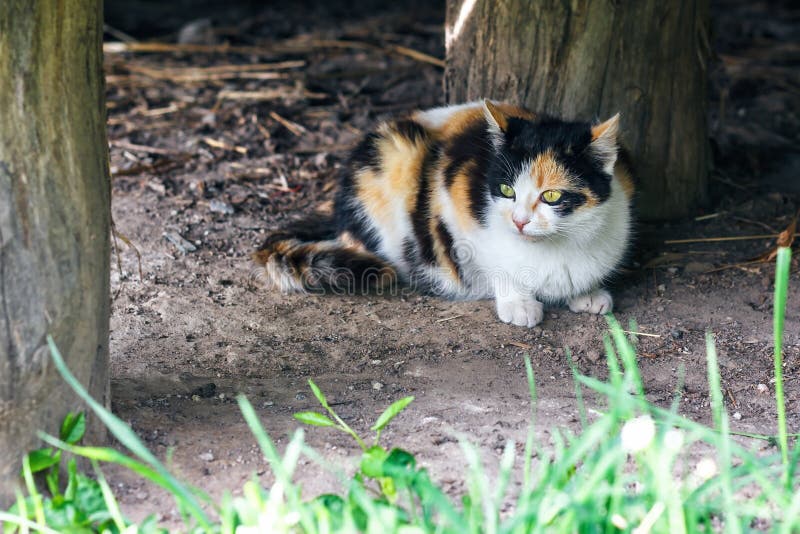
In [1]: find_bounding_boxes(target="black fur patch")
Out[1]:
[490,116,614,205]
[410,151,436,264]
[435,219,462,281]
[308,247,397,293]
[443,122,491,187]
[442,122,492,223]
[392,119,428,144]
[552,191,588,216]
[402,237,416,265]
[334,168,383,253]
[349,132,382,170]
[258,212,337,250]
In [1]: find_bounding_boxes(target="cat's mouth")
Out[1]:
[519,233,546,242]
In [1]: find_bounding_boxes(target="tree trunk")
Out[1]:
[445,0,710,220]
[0,1,109,505]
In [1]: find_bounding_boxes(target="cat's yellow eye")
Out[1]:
[499,184,515,198]
[541,190,563,204]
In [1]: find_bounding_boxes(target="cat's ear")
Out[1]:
[483,99,508,145]
[590,113,620,175]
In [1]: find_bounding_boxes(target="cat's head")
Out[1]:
[483,100,621,241]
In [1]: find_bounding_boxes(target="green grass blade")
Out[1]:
[705,333,741,534]
[566,349,587,429]
[238,395,287,477]
[237,395,316,533]
[306,379,367,451]
[14,489,28,534]
[45,336,211,528]
[38,433,175,490]
[773,246,791,475]
[371,396,415,432]
[606,315,644,398]
[780,480,800,534]
[21,456,44,526]
[59,411,86,445]
[493,440,516,519]
[308,379,330,409]
[92,460,127,532]
[0,513,60,534]
[281,428,305,479]
[294,411,337,427]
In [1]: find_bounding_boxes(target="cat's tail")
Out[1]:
[252,213,397,294]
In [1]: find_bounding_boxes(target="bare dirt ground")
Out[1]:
[102,0,800,524]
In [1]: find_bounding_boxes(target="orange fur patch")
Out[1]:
[530,150,570,190]
[448,165,479,231]
[354,168,393,227]
[591,114,620,141]
[339,231,366,251]
[437,107,484,139]
[578,189,599,208]
[355,125,428,225]
[494,103,536,121]
[251,249,271,265]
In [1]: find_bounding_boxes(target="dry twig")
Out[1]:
[268,111,307,136]
[665,234,799,245]
[202,137,248,155]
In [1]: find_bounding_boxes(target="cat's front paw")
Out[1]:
[496,298,544,327]
[569,289,613,315]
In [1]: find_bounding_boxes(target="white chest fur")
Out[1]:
[459,178,631,303]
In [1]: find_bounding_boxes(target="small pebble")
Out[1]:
[209,198,234,215]
[198,451,214,462]
[757,383,769,394]
[371,359,382,365]
[372,381,384,391]
[733,412,742,420]
[586,350,602,363]
[295,393,307,401]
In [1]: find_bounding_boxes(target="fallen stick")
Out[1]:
[665,233,799,245]
[386,44,445,68]
[110,140,183,155]
[103,40,445,69]
[202,137,248,155]
[268,111,306,136]
[217,88,327,102]
[121,60,304,81]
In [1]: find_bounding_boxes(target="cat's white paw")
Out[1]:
[496,298,544,327]
[569,289,613,315]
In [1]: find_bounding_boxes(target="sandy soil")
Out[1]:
[101,0,800,525]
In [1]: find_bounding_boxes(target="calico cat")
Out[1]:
[253,100,633,327]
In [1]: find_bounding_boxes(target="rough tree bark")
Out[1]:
[0,1,110,504]
[445,0,710,220]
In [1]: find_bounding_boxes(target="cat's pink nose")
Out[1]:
[513,216,529,233]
